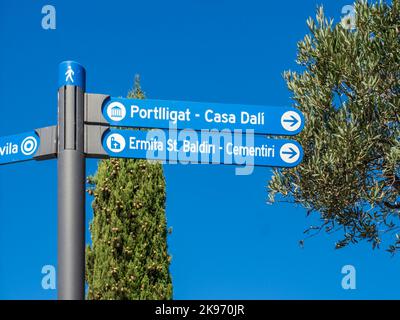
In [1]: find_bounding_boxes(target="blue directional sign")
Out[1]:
[101,98,304,136]
[0,132,40,165]
[102,129,303,167]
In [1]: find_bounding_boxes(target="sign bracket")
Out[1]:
[84,124,109,159]
[84,93,109,125]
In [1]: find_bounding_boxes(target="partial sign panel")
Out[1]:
[0,132,40,165]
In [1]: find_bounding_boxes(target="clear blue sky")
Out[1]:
[0,0,398,299]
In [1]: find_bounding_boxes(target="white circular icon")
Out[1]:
[281,111,302,132]
[21,136,38,156]
[107,102,126,122]
[106,133,126,153]
[280,143,300,164]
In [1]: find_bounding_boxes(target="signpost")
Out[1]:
[97,97,304,135]
[0,61,305,300]
[57,61,86,300]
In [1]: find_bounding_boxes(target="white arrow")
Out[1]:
[281,111,302,132]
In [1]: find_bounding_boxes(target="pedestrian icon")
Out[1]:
[106,133,125,153]
[280,143,300,164]
[106,102,126,122]
[65,66,74,83]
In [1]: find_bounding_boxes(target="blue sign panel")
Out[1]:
[0,132,40,165]
[102,129,303,167]
[58,61,86,90]
[101,98,304,136]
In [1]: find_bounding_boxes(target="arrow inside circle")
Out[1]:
[283,115,299,127]
[282,147,297,159]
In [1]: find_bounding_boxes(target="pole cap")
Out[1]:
[58,61,86,90]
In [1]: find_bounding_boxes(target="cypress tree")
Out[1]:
[86,76,173,299]
[268,1,399,253]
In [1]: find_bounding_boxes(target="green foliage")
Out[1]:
[268,1,400,253]
[86,76,173,299]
